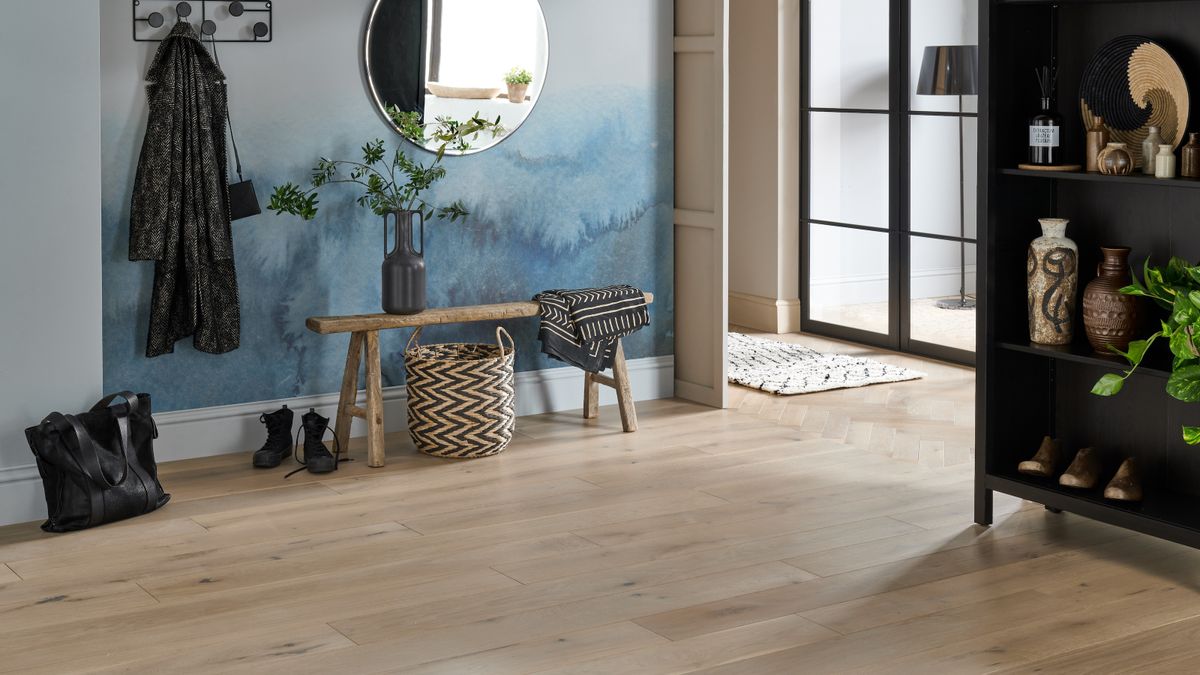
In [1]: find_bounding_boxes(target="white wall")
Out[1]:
[728,0,801,333]
[0,1,103,525]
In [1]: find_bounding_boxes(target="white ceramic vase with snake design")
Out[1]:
[1027,218,1078,345]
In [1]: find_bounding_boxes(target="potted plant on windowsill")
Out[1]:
[267,108,504,314]
[504,67,533,104]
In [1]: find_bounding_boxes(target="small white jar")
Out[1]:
[1155,144,1177,179]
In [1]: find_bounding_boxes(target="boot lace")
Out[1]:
[258,412,291,451]
[284,418,346,479]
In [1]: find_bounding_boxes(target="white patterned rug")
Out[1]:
[727,332,925,395]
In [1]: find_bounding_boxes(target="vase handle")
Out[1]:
[414,210,424,256]
[383,211,396,257]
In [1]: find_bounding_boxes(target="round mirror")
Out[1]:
[365,0,549,155]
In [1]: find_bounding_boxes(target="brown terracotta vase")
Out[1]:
[1097,143,1132,176]
[1082,247,1140,354]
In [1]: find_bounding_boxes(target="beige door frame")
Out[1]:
[673,0,729,408]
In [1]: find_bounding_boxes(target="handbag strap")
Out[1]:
[92,391,158,513]
[206,35,245,182]
[91,391,140,417]
[43,412,128,489]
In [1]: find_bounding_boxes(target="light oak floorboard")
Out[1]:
[1,334,1194,673]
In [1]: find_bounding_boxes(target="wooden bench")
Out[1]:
[307,293,653,467]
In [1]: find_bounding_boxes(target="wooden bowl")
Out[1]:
[426,82,503,100]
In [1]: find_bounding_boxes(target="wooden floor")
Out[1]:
[2,334,1199,673]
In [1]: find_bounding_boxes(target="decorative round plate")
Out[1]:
[1080,35,1189,169]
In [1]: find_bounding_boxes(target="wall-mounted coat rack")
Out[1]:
[133,1,272,43]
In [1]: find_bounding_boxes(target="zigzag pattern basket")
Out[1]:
[404,326,516,458]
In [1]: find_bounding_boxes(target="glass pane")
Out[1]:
[910,114,978,238]
[909,0,978,113]
[909,236,976,352]
[809,112,889,228]
[809,0,890,110]
[809,224,890,335]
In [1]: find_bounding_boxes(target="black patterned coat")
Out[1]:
[130,22,240,357]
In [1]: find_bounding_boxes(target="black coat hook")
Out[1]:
[134,0,272,43]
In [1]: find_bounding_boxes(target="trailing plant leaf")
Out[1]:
[1093,257,1200,442]
[1091,373,1125,396]
[1184,426,1200,445]
[1167,364,1200,402]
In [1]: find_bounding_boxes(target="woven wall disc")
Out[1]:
[1079,35,1189,169]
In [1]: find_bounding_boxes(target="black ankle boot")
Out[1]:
[252,405,294,468]
[285,408,341,477]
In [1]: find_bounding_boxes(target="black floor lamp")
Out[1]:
[916,45,978,310]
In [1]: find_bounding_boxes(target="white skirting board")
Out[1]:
[728,292,801,334]
[0,356,674,527]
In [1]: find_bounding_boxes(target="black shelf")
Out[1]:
[1000,168,1200,189]
[978,0,1200,549]
[997,340,1169,378]
[986,471,1200,549]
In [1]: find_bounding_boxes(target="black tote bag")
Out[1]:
[24,392,170,532]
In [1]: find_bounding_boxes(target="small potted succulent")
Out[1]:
[504,67,533,104]
[267,108,504,314]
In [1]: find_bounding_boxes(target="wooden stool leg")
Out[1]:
[364,330,386,467]
[611,340,638,432]
[334,331,365,460]
[583,371,599,419]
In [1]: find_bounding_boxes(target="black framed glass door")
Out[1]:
[801,0,978,365]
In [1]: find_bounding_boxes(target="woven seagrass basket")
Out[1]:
[404,326,516,458]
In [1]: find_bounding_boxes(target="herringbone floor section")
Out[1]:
[3,333,1199,672]
[730,329,975,468]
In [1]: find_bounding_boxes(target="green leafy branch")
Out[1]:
[267,108,505,223]
[1091,256,1200,444]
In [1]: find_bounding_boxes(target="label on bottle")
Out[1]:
[1030,125,1060,148]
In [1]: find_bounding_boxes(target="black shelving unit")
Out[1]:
[978,0,1200,549]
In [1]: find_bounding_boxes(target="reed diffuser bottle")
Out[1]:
[1029,66,1063,166]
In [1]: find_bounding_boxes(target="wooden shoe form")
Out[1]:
[1018,436,1059,477]
[1059,447,1101,489]
[1104,458,1143,502]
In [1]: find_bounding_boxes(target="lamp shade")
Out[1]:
[916,45,978,96]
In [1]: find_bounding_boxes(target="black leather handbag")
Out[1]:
[24,392,170,532]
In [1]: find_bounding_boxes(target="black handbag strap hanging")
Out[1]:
[207,35,261,219]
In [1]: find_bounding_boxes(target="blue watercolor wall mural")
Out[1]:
[99,0,674,412]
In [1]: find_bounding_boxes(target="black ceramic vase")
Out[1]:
[382,210,426,315]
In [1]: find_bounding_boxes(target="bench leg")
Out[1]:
[364,330,386,468]
[583,372,599,420]
[333,331,365,462]
[612,340,638,433]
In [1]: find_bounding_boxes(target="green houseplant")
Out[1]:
[504,67,533,104]
[268,108,504,313]
[1091,256,1200,443]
